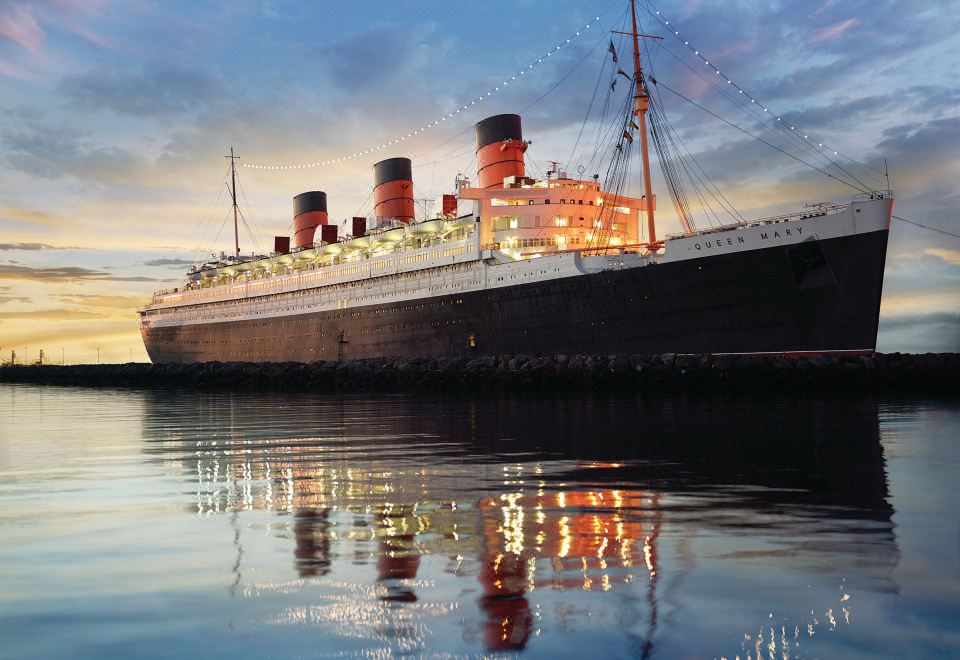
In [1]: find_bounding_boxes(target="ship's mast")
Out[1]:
[630,0,657,247]
[227,147,240,260]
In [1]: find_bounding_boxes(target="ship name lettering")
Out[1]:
[694,234,747,251]
[759,226,801,241]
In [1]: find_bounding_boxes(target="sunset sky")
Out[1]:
[1,0,958,364]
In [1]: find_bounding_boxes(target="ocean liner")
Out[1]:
[139,2,892,364]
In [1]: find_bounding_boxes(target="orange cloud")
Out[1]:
[925,247,960,266]
[0,204,65,228]
[53,293,147,309]
[880,285,960,317]
[0,308,106,321]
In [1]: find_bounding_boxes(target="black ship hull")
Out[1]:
[142,229,889,363]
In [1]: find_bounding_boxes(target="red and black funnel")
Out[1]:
[292,191,328,249]
[373,157,414,225]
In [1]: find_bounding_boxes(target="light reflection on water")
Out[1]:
[0,385,957,658]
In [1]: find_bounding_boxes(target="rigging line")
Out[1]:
[354,188,374,220]
[893,215,960,240]
[651,43,832,171]
[685,162,725,228]
[651,40,879,192]
[189,165,232,264]
[520,29,607,113]
[235,175,265,249]
[320,168,370,194]
[411,123,475,162]
[647,83,745,224]
[235,207,263,254]
[565,6,628,170]
[578,12,629,171]
[526,153,546,179]
[564,44,611,172]
[434,142,477,167]
[208,208,233,255]
[245,12,613,171]
[590,83,634,248]
[583,83,631,175]
[656,81,870,193]
[413,136,477,174]
[844,159,888,190]
[639,1,882,179]
[579,45,623,172]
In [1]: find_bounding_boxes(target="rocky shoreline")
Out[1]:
[1,352,957,392]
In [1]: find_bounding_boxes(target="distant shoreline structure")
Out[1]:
[2,353,956,393]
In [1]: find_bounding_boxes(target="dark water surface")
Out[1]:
[0,385,957,659]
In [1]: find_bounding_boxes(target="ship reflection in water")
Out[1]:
[136,391,902,657]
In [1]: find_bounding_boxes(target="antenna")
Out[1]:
[226,147,240,259]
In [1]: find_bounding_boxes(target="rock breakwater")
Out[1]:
[1,353,957,392]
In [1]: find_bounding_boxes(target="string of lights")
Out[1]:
[640,1,881,175]
[243,16,603,171]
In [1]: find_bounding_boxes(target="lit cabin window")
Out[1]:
[491,198,507,206]
[528,199,535,205]
[556,217,568,227]
[509,218,519,229]
[613,205,630,214]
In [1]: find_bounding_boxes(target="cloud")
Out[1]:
[0,264,166,282]
[877,312,960,353]
[0,242,55,250]
[871,117,960,190]
[54,293,147,309]
[0,3,44,54]
[0,308,107,321]
[144,258,195,267]
[316,23,437,94]
[0,242,81,250]
[1,120,147,181]
[808,18,859,43]
[0,295,31,304]
[0,204,64,227]
[925,248,960,266]
[59,63,224,118]
[881,285,960,317]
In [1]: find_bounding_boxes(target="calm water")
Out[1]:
[0,385,957,659]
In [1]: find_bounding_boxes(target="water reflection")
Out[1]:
[140,391,897,656]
